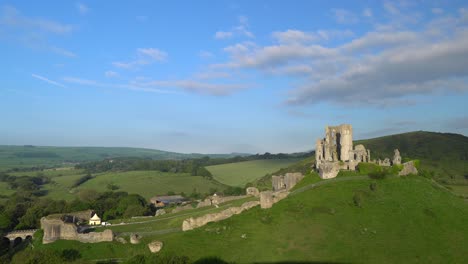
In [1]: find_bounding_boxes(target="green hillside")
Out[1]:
[0,145,245,171]
[356,131,468,183]
[206,159,301,187]
[20,175,468,263]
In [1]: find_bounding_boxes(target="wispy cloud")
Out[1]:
[50,46,77,58]
[32,74,66,88]
[105,71,119,78]
[1,5,73,34]
[214,15,254,39]
[209,8,468,106]
[198,50,214,59]
[0,5,75,58]
[76,2,89,15]
[331,8,358,24]
[112,48,167,69]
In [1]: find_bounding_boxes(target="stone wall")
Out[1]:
[272,173,304,191]
[260,190,290,209]
[41,217,114,244]
[182,201,260,231]
[399,161,418,176]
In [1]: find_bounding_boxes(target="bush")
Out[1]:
[368,170,388,180]
[353,192,363,207]
[369,182,378,191]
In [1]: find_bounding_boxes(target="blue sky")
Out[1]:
[1,0,467,154]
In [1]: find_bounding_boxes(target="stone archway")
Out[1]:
[13,237,22,247]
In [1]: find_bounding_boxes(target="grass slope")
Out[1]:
[0,145,245,170]
[356,131,468,183]
[206,159,301,187]
[32,176,468,263]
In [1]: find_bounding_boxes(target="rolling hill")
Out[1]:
[356,131,468,183]
[0,145,248,171]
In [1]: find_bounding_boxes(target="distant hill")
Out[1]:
[0,145,248,171]
[251,131,468,188]
[356,131,468,183]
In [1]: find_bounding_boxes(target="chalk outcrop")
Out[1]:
[155,209,166,217]
[148,241,163,253]
[182,201,260,231]
[260,190,290,209]
[399,161,418,176]
[246,187,260,197]
[130,233,141,244]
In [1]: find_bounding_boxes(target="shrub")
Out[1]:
[368,170,388,180]
[353,193,362,207]
[369,182,378,191]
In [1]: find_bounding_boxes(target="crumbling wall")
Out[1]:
[182,201,260,231]
[272,173,304,191]
[41,217,114,244]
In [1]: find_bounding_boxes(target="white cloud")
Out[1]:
[50,46,77,57]
[383,1,400,15]
[32,74,66,88]
[76,2,89,15]
[332,9,358,24]
[1,5,73,34]
[363,8,373,17]
[208,8,468,106]
[214,15,254,40]
[134,80,249,95]
[198,50,214,59]
[432,8,444,15]
[113,48,167,69]
[137,48,167,62]
[193,71,231,80]
[272,30,316,44]
[105,71,118,78]
[215,31,233,39]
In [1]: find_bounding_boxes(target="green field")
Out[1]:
[23,175,468,263]
[0,145,245,170]
[1,169,228,201]
[76,171,226,199]
[206,159,301,187]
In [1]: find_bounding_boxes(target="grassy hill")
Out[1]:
[0,145,247,171]
[356,131,468,183]
[206,159,301,187]
[22,175,468,263]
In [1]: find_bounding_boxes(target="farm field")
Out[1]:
[206,159,301,187]
[76,170,227,199]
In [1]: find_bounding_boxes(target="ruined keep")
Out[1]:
[316,124,368,179]
[315,124,404,179]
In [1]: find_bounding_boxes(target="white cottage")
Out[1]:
[89,213,101,226]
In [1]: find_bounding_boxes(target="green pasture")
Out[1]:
[206,159,301,187]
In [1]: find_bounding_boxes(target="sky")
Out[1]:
[1,0,468,154]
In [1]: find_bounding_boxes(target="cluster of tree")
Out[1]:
[71,173,94,188]
[0,187,151,234]
[75,152,313,176]
[0,172,50,196]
